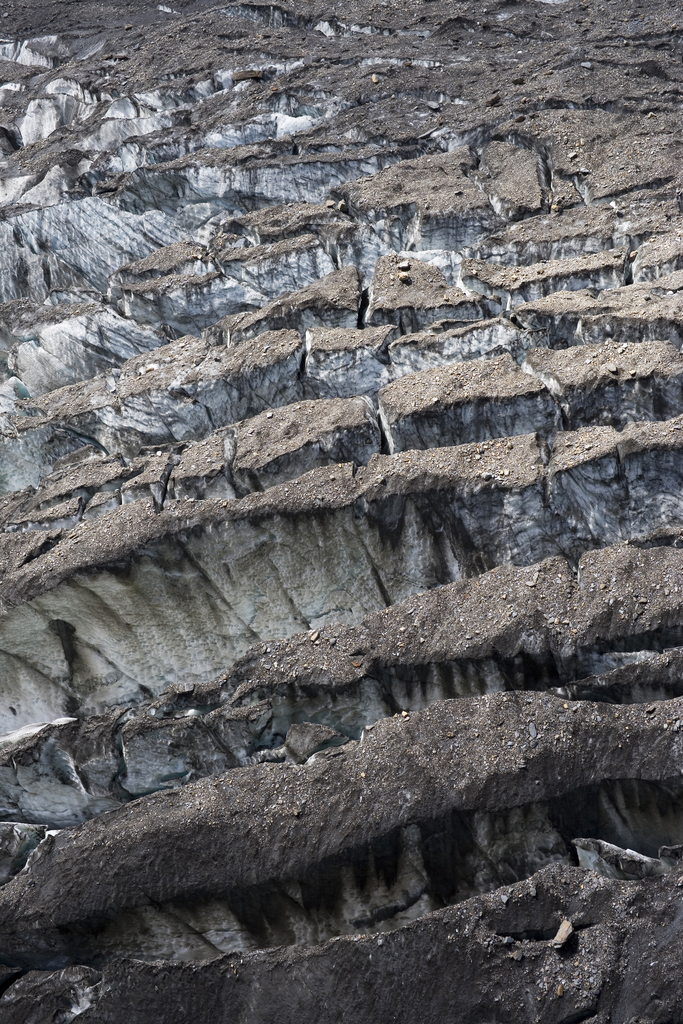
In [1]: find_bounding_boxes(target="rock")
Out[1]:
[232,70,263,82]
[572,838,671,880]
[551,918,574,948]
[284,722,346,762]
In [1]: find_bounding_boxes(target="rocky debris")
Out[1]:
[459,249,628,310]
[116,234,336,335]
[11,317,681,504]
[0,329,306,490]
[464,193,680,267]
[378,354,558,452]
[1,691,683,967]
[218,203,351,249]
[366,254,497,334]
[559,648,683,705]
[226,397,380,493]
[572,837,678,881]
[210,542,683,717]
[3,416,683,728]
[550,917,573,949]
[2,542,683,827]
[493,107,683,210]
[523,339,683,429]
[387,317,530,375]
[284,721,347,763]
[108,241,213,298]
[0,0,681,1013]
[205,266,361,346]
[0,315,534,495]
[304,325,397,399]
[476,141,544,224]
[546,416,683,557]
[511,273,683,348]
[0,438,546,727]
[632,230,683,282]
[335,150,500,253]
[4,858,683,1022]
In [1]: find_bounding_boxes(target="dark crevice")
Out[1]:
[357,286,370,328]
[0,969,24,999]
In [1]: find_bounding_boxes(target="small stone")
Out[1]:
[337,200,348,213]
[398,272,411,283]
[605,362,618,373]
[486,93,501,107]
[372,74,379,84]
[557,984,564,997]
[500,893,509,904]
[233,69,264,82]
[266,411,274,419]
[325,199,336,208]
[397,260,411,271]
[551,919,574,948]
[630,251,638,259]
[285,721,342,763]
[528,722,537,739]
[512,949,523,961]
[580,61,592,68]
[308,630,320,642]
[427,101,440,110]
[514,114,525,123]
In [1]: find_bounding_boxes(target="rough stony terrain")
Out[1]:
[0,0,682,1020]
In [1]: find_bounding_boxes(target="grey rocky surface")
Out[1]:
[0,0,682,1018]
